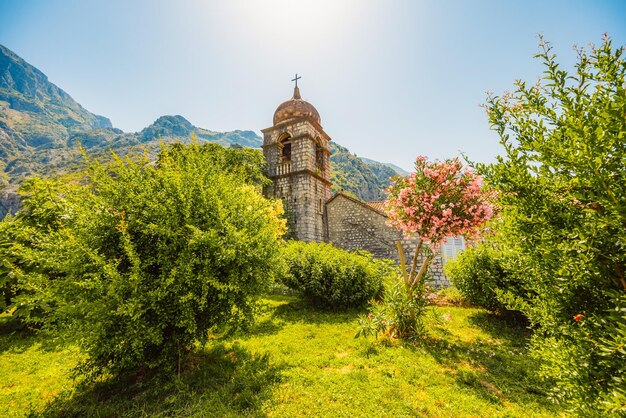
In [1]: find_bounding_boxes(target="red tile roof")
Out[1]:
[326,192,388,217]
[366,201,387,213]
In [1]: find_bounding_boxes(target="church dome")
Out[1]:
[273,86,321,125]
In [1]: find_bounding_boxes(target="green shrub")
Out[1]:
[434,285,466,306]
[3,143,286,379]
[280,241,390,309]
[0,221,12,313]
[356,276,429,340]
[0,176,90,325]
[481,36,626,414]
[444,243,520,314]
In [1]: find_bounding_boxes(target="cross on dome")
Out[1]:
[291,73,301,88]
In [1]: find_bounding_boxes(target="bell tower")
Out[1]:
[262,76,332,242]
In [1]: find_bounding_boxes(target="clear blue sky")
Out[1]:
[1,0,625,170]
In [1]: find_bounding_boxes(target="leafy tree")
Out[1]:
[482,35,626,415]
[3,143,286,379]
[163,141,269,187]
[386,156,495,289]
[359,156,494,340]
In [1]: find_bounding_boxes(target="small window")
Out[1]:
[315,142,324,169]
[441,236,466,264]
[282,141,292,161]
[278,133,292,162]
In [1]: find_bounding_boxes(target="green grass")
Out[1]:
[0,295,566,417]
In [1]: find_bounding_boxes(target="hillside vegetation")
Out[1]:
[0,43,402,217]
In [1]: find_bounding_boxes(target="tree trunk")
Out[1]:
[396,241,409,285]
[408,239,423,282]
[411,253,434,290]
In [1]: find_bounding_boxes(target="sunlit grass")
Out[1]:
[0,321,81,417]
[0,295,565,417]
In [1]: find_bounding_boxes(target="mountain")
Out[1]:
[137,115,261,148]
[0,42,115,188]
[360,157,409,177]
[0,43,400,216]
[329,143,397,201]
[0,44,112,152]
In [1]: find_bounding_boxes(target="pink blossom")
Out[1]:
[384,155,496,249]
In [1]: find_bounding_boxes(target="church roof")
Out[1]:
[273,86,321,125]
[326,192,388,217]
[365,201,387,213]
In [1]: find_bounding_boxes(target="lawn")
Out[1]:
[0,295,566,417]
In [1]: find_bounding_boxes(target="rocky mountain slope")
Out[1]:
[360,157,409,177]
[329,143,397,201]
[0,43,403,217]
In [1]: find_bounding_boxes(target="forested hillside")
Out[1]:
[0,43,403,217]
[329,142,398,201]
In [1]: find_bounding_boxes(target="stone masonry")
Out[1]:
[326,193,448,286]
[263,83,450,286]
[261,86,331,243]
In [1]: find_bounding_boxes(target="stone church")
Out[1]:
[262,82,463,286]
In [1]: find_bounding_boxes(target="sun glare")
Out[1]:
[220,0,369,52]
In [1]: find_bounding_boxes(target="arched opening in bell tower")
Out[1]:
[278,133,292,162]
[314,137,324,171]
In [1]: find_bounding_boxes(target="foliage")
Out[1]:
[0,176,89,324]
[0,222,11,312]
[481,35,626,415]
[356,276,429,340]
[2,143,286,379]
[386,156,495,249]
[280,241,391,309]
[329,142,397,201]
[164,140,269,187]
[444,241,523,314]
[433,285,467,307]
[1,296,564,417]
[360,156,495,342]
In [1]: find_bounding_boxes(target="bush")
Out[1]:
[357,276,429,340]
[0,176,90,325]
[3,143,286,379]
[433,285,466,307]
[0,221,12,313]
[481,36,626,414]
[280,241,390,309]
[444,243,520,314]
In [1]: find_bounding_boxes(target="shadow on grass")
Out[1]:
[270,297,364,326]
[0,315,66,354]
[418,312,552,410]
[244,317,286,338]
[34,343,282,418]
[466,310,530,347]
[231,295,363,342]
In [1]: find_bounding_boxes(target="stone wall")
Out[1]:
[326,193,449,287]
[262,117,331,242]
[274,172,328,242]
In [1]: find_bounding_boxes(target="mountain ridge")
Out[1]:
[0,43,401,216]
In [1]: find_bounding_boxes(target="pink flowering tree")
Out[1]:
[357,156,495,341]
[386,156,495,291]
